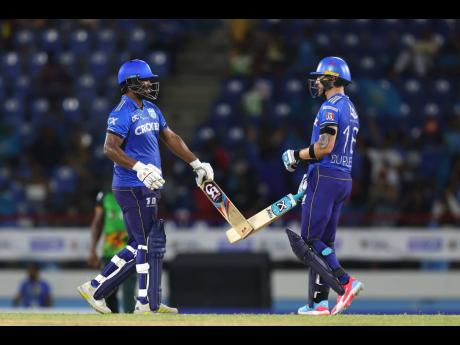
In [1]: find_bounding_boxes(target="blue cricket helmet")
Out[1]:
[310,56,352,83]
[118,59,158,85]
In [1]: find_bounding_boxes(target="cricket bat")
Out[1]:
[225,189,306,244]
[199,179,254,239]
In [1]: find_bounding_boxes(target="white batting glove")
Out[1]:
[132,161,165,190]
[282,150,299,172]
[298,173,308,195]
[190,159,214,186]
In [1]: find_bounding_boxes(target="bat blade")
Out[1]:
[199,180,254,238]
[226,191,304,244]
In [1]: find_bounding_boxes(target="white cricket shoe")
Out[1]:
[77,281,112,314]
[134,300,179,314]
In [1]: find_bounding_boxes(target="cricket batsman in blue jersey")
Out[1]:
[283,57,363,316]
[77,59,214,314]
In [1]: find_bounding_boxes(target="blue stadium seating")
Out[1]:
[89,51,110,79]
[69,29,91,56]
[126,28,147,55]
[30,98,50,125]
[96,29,117,53]
[61,97,82,123]
[76,74,97,102]
[58,51,77,77]
[40,29,62,54]
[12,29,35,50]
[12,75,31,100]
[1,52,22,81]
[28,51,48,78]
[2,97,25,127]
[148,51,170,77]
[49,165,78,195]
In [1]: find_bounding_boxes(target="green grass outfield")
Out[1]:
[1,313,460,326]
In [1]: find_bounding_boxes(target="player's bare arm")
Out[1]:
[159,127,197,163]
[88,205,104,268]
[300,125,338,160]
[103,132,137,169]
[160,127,214,186]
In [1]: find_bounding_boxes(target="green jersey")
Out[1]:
[96,191,128,258]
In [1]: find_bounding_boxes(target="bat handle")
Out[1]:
[292,190,306,202]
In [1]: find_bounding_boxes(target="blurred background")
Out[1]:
[1,19,460,314]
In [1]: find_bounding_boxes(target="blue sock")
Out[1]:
[311,240,349,285]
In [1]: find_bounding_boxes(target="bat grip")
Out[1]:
[292,189,306,202]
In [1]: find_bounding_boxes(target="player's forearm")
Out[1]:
[103,142,137,169]
[90,223,103,250]
[163,132,197,163]
[298,142,330,161]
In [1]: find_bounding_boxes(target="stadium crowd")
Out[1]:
[1,19,460,228]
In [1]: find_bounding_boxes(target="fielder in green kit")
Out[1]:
[87,190,137,313]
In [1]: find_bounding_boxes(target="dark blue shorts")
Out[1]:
[300,165,352,245]
[113,187,160,246]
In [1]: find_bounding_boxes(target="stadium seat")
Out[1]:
[12,29,35,50]
[28,51,48,78]
[2,98,25,127]
[281,74,304,101]
[96,29,116,53]
[13,75,31,100]
[40,29,62,54]
[1,52,22,81]
[58,51,77,77]
[49,165,78,195]
[127,28,147,55]
[76,74,97,102]
[220,76,250,101]
[89,51,110,79]
[69,29,91,56]
[62,97,82,123]
[30,98,50,125]
[148,51,170,77]
[89,97,111,130]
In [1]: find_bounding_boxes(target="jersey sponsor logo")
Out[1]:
[204,181,223,203]
[147,108,157,119]
[108,117,118,125]
[325,112,335,121]
[134,122,160,135]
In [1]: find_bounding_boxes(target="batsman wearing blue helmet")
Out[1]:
[77,59,214,314]
[283,57,363,315]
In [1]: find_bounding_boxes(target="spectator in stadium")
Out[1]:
[12,263,52,308]
[393,29,442,77]
[87,189,136,313]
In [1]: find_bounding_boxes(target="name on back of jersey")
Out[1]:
[330,154,352,169]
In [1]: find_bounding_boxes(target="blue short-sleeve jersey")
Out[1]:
[107,95,167,188]
[308,93,360,175]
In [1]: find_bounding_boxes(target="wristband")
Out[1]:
[308,145,316,159]
[132,161,146,172]
[293,150,300,161]
[189,159,201,169]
